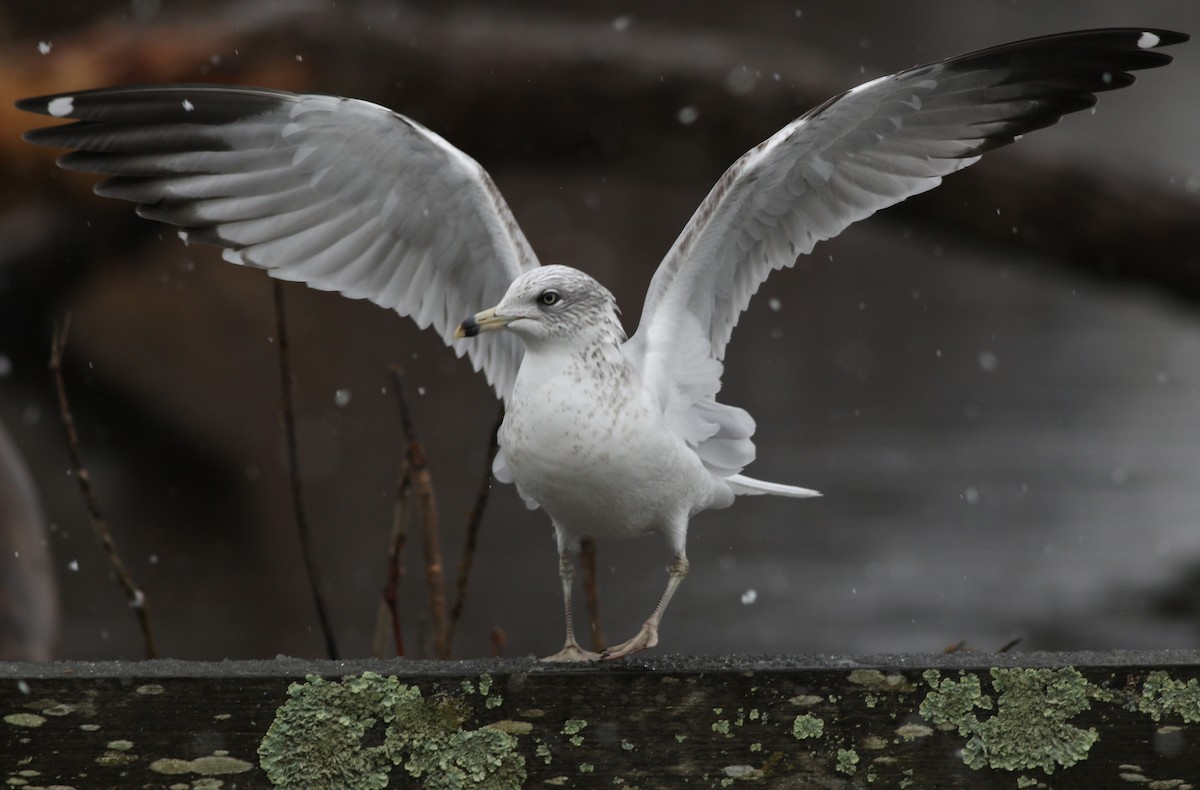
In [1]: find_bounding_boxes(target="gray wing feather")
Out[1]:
[625,28,1185,473]
[20,84,538,400]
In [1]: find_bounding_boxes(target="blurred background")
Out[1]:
[0,0,1198,662]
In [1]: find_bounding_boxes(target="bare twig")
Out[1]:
[49,316,158,658]
[489,626,507,658]
[998,637,1023,653]
[373,456,412,658]
[580,537,606,652]
[444,406,504,655]
[389,365,448,659]
[271,281,339,660]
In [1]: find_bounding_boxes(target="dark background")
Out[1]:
[1,0,1198,661]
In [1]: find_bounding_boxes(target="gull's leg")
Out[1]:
[541,549,602,662]
[603,552,689,660]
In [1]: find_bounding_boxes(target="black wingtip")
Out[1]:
[15,92,76,119]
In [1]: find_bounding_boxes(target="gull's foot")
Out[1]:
[540,642,604,663]
[602,624,658,660]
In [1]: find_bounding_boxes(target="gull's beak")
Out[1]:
[454,307,515,339]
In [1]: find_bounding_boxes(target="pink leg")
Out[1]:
[604,553,688,660]
[541,550,602,662]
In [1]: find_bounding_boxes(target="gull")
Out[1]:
[19,28,1185,661]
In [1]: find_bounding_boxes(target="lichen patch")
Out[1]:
[1138,672,1200,724]
[258,672,525,789]
[791,714,824,740]
[919,668,1097,774]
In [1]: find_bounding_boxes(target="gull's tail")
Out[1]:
[726,474,821,498]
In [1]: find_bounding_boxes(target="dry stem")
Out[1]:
[49,316,158,658]
[271,281,339,660]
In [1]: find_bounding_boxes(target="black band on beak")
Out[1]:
[458,315,480,338]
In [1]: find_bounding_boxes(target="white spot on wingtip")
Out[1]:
[1138,31,1160,49]
[181,98,194,112]
[37,41,52,55]
[177,229,189,246]
[222,248,245,265]
[47,96,74,117]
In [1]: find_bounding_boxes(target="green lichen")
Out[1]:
[895,723,933,740]
[40,702,75,717]
[150,758,194,775]
[789,694,823,707]
[96,749,138,767]
[562,719,587,747]
[791,714,824,740]
[861,735,888,750]
[579,763,595,773]
[919,668,1098,775]
[712,720,731,735]
[1138,672,1200,723]
[478,675,494,696]
[3,713,45,728]
[836,748,859,776]
[1017,777,1038,788]
[849,669,914,693]
[148,755,253,775]
[486,720,532,736]
[258,672,525,790]
[536,743,552,765]
[485,695,504,710]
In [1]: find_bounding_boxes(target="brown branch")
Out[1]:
[49,316,157,658]
[444,406,504,656]
[271,281,339,660]
[389,365,447,659]
[580,537,606,652]
[489,626,507,658]
[374,457,412,658]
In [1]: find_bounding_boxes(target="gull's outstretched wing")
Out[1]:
[19,85,538,400]
[625,28,1185,474]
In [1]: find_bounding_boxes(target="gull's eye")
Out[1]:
[539,290,561,307]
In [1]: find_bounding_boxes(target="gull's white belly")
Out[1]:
[501,356,723,542]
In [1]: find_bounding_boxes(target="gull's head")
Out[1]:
[455,265,623,348]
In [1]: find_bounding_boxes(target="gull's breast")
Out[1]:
[501,346,718,540]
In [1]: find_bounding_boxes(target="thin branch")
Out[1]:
[49,316,158,658]
[373,457,412,658]
[389,365,448,659]
[444,406,504,655]
[271,281,339,660]
[580,537,606,652]
[489,626,507,658]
